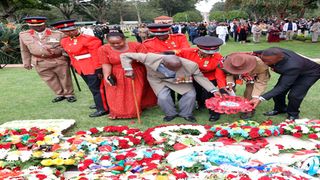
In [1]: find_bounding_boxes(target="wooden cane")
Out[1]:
[131,79,142,124]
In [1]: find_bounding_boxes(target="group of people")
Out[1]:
[137,17,320,45]
[19,16,320,123]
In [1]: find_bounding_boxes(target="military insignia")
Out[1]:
[203,60,209,67]
[73,39,77,45]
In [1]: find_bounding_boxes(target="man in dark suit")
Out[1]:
[250,47,320,120]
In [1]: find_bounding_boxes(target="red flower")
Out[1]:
[83,159,94,167]
[115,155,126,161]
[36,174,47,180]
[226,174,237,179]
[316,144,320,149]
[258,177,272,180]
[100,155,110,160]
[308,133,318,139]
[118,139,130,149]
[275,144,284,150]
[79,177,89,180]
[126,151,137,158]
[294,126,302,131]
[89,128,99,134]
[220,129,229,136]
[76,131,87,135]
[36,134,45,141]
[249,128,260,139]
[78,165,87,171]
[292,132,302,138]
[264,129,272,136]
[173,171,188,179]
[15,143,25,149]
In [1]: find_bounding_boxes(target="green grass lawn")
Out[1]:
[0,37,319,136]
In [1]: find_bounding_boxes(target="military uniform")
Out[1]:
[177,36,226,121]
[51,19,108,117]
[19,17,74,102]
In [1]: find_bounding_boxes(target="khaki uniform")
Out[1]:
[310,22,320,42]
[226,57,270,99]
[19,28,74,97]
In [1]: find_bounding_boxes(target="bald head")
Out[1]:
[260,47,284,66]
[162,55,182,71]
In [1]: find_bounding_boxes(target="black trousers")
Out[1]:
[81,74,105,111]
[273,75,319,117]
[194,80,227,115]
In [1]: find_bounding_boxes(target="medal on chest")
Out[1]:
[203,60,209,67]
[73,39,78,45]
[171,41,176,48]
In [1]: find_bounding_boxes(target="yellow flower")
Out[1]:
[32,151,43,158]
[11,135,21,144]
[44,136,52,143]
[64,159,75,165]
[51,152,60,159]
[0,161,5,167]
[75,152,84,158]
[41,159,53,166]
[36,141,45,146]
[52,158,65,166]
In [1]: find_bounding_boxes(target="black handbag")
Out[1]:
[107,74,117,86]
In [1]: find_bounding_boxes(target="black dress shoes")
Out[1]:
[163,115,178,122]
[89,111,108,118]
[89,105,96,109]
[66,96,77,103]
[183,116,197,123]
[263,110,286,116]
[240,110,255,120]
[209,114,220,122]
[52,96,65,103]
[287,115,299,121]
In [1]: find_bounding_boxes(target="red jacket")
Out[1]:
[61,34,102,75]
[142,34,190,53]
[176,48,226,88]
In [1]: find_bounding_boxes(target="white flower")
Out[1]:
[20,151,32,162]
[59,151,73,159]
[100,160,112,166]
[301,126,310,134]
[6,151,20,161]
[122,130,127,134]
[128,142,134,146]
[0,149,9,159]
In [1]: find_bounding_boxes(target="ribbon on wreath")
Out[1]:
[205,96,254,114]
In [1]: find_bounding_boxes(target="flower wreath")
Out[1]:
[205,96,254,114]
[143,124,214,151]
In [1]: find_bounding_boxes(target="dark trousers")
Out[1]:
[81,74,105,111]
[273,75,319,117]
[234,32,238,42]
[194,80,227,115]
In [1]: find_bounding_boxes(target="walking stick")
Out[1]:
[131,79,141,124]
[70,66,81,91]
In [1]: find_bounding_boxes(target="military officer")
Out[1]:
[142,24,191,103]
[120,53,222,122]
[19,16,76,103]
[142,23,190,53]
[223,53,270,119]
[174,36,227,122]
[51,19,108,117]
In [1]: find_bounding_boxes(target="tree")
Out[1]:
[211,1,225,12]
[150,0,197,17]
[43,0,76,19]
[75,0,110,23]
[209,10,248,22]
[225,0,319,20]
[0,0,49,22]
[173,11,202,22]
